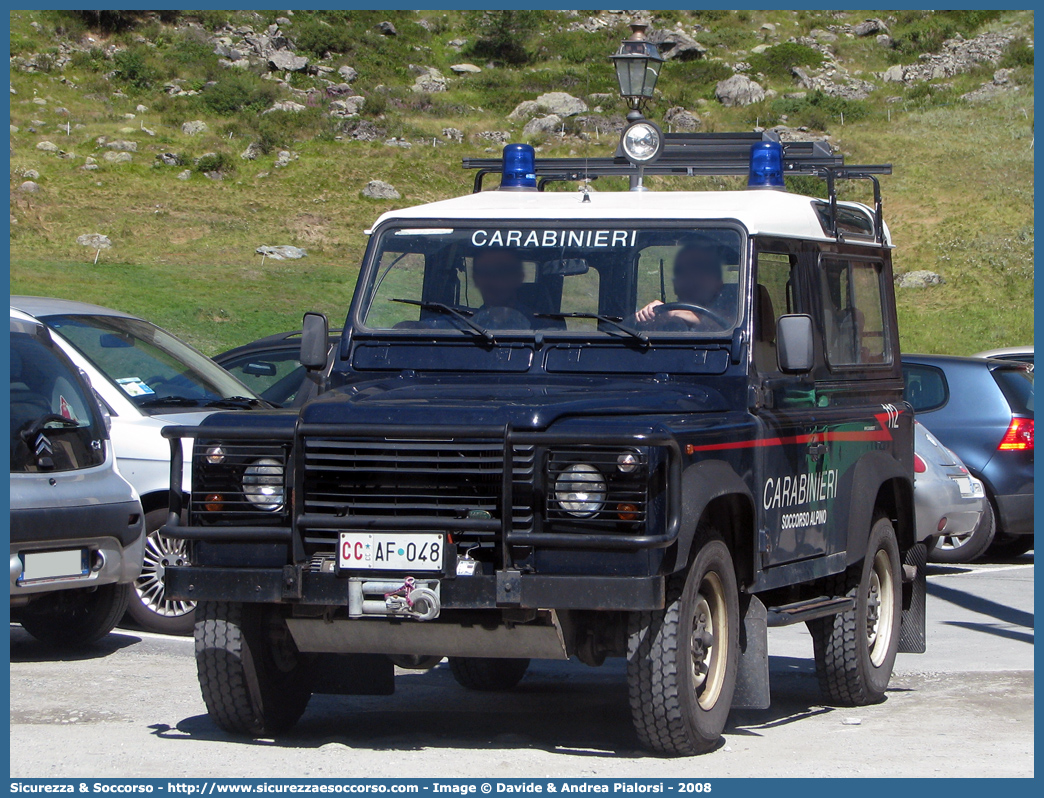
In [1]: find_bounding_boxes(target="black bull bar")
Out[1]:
[160,423,683,561]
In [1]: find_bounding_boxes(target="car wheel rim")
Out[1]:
[135,530,196,618]
[866,549,895,668]
[937,533,972,551]
[691,571,728,710]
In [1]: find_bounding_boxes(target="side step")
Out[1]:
[765,595,855,627]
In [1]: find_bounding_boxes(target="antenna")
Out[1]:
[659,258,666,303]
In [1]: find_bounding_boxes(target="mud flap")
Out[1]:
[731,594,770,709]
[898,542,927,654]
[310,653,395,696]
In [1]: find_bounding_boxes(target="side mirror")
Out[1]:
[776,314,814,374]
[300,312,329,372]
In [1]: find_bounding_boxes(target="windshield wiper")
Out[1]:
[19,414,86,442]
[205,396,269,410]
[391,299,497,345]
[535,312,650,348]
[138,396,202,408]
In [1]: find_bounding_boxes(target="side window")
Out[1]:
[820,259,890,367]
[363,250,427,328]
[753,251,798,373]
[902,365,948,412]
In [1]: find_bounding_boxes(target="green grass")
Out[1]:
[9,9,1035,357]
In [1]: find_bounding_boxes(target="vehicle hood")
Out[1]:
[300,376,730,430]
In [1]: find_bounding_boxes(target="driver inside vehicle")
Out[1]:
[471,249,536,329]
[632,244,732,331]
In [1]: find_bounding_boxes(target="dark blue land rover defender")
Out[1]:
[162,132,922,755]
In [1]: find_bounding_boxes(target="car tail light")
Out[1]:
[913,454,927,473]
[998,417,1034,451]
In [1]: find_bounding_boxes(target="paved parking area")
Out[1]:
[10,554,1033,778]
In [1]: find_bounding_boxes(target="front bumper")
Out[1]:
[165,565,665,611]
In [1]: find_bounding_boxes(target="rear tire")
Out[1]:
[987,532,1034,559]
[627,531,739,756]
[195,601,313,736]
[448,657,529,691]
[810,516,902,706]
[928,500,996,564]
[20,582,131,647]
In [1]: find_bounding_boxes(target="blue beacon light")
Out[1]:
[747,141,785,190]
[500,143,538,191]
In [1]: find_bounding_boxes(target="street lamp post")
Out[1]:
[611,22,667,188]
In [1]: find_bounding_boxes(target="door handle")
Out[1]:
[808,442,827,459]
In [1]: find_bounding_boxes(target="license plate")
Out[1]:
[20,549,88,582]
[338,533,444,572]
[953,476,984,498]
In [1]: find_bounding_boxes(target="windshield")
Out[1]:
[10,330,105,472]
[358,224,744,338]
[43,314,260,414]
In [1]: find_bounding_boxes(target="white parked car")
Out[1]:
[10,297,268,634]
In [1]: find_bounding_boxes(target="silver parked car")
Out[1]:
[10,308,145,646]
[913,421,988,563]
[10,296,267,635]
[972,345,1033,370]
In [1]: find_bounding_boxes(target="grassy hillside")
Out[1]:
[9,9,1034,355]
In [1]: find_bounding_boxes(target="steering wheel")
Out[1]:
[652,302,730,330]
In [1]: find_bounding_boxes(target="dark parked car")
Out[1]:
[214,331,338,408]
[902,354,1033,559]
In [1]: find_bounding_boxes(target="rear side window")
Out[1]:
[10,331,105,473]
[820,258,890,367]
[903,364,948,412]
[993,367,1034,416]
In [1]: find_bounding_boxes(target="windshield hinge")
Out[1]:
[750,382,774,410]
[730,328,747,365]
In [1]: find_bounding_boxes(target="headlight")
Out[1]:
[554,463,607,518]
[242,458,284,511]
[621,121,664,164]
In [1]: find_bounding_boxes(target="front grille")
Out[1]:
[191,442,290,524]
[301,438,535,550]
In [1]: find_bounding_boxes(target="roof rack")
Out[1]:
[462,131,892,243]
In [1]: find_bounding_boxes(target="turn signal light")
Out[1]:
[617,502,639,521]
[204,493,224,512]
[913,454,927,473]
[998,417,1034,450]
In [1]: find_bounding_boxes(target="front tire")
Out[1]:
[124,508,196,635]
[448,657,529,691]
[20,582,131,647]
[627,531,739,756]
[195,601,313,736]
[810,516,902,706]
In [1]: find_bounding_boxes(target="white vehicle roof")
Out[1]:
[367,189,892,247]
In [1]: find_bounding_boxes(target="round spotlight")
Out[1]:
[620,120,664,165]
[242,458,284,511]
[617,452,639,473]
[554,463,607,518]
